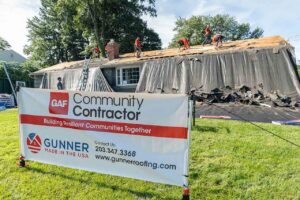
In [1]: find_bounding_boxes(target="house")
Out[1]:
[0,49,26,63]
[31,36,300,98]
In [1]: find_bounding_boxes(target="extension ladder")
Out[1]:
[76,57,91,91]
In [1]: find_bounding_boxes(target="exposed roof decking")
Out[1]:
[32,36,289,75]
[117,35,288,63]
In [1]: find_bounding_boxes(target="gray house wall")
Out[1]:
[102,63,142,92]
[101,68,137,92]
[102,68,116,87]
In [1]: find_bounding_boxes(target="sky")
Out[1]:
[0,0,300,61]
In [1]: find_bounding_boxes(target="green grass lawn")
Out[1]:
[1,109,300,199]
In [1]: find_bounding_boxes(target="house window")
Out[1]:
[116,67,140,86]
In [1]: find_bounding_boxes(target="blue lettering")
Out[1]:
[44,138,89,152]
[44,138,50,147]
[59,141,65,149]
[82,143,89,152]
[75,142,81,151]
[67,142,73,150]
[52,140,58,148]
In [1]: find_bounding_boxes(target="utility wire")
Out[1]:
[208,103,300,148]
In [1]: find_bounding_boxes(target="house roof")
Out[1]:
[32,36,289,75]
[0,49,26,63]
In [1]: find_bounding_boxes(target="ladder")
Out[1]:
[76,57,91,91]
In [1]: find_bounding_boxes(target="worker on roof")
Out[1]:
[178,38,190,50]
[202,25,212,46]
[212,34,225,48]
[134,37,142,58]
[93,46,100,58]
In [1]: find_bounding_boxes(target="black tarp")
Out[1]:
[136,45,300,99]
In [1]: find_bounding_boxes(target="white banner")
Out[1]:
[18,88,190,186]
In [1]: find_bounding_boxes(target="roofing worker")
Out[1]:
[202,25,212,45]
[57,77,63,90]
[212,34,225,48]
[93,46,100,58]
[134,37,142,58]
[178,38,190,50]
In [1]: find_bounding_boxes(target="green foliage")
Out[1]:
[169,14,264,47]
[1,109,300,199]
[0,36,11,50]
[25,0,161,65]
[24,0,88,67]
[71,0,161,56]
[0,61,40,84]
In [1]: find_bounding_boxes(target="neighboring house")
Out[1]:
[0,49,26,63]
[31,36,300,97]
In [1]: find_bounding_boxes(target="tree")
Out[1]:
[169,14,264,47]
[0,36,10,50]
[24,0,88,67]
[71,0,161,56]
[25,0,161,66]
[0,60,40,87]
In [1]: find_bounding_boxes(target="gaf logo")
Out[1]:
[27,133,42,154]
[49,92,69,115]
